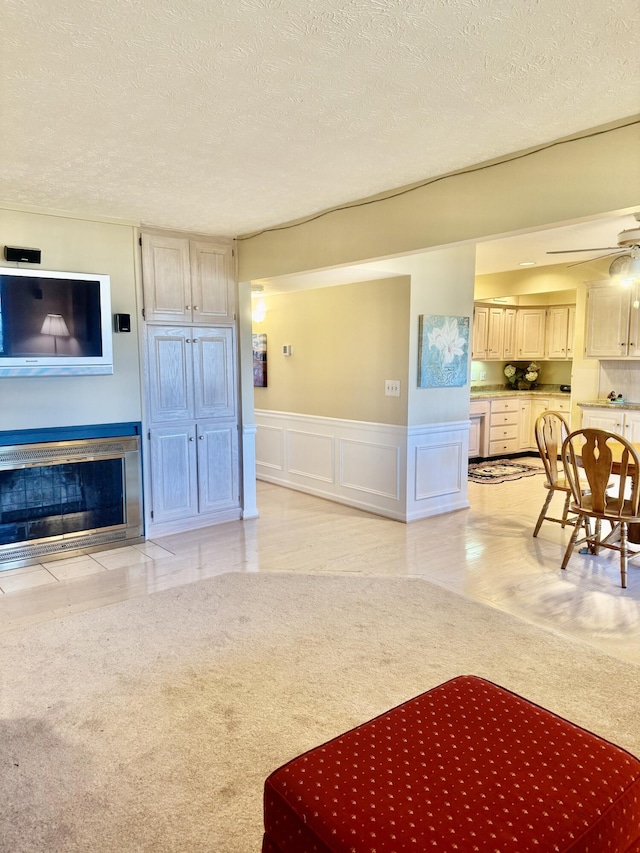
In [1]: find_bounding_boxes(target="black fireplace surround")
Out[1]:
[0,423,143,571]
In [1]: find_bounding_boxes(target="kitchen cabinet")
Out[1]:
[141,231,235,324]
[474,394,570,457]
[472,305,489,359]
[487,307,505,359]
[546,305,574,359]
[584,282,640,359]
[488,398,521,456]
[515,308,546,360]
[469,400,489,457]
[502,308,517,360]
[581,406,640,441]
[518,399,531,449]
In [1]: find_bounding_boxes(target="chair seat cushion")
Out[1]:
[263,675,640,853]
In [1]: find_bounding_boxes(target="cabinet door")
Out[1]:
[626,284,640,358]
[190,241,235,323]
[546,307,569,359]
[566,306,576,358]
[516,309,546,360]
[584,285,630,358]
[623,412,640,443]
[486,307,504,359]
[197,421,240,512]
[149,425,198,523]
[146,327,195,423]
[580,408,622,432]
[502,308,517,360]
[192,328,237,420]
[468,416,482,457]
[530,399,550,447]
[472,306,489,359]
[141,233,192,323]
[519,399,532,450]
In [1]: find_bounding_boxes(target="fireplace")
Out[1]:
[0,425,143,571]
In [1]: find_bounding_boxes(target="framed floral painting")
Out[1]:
[418,315,469,388]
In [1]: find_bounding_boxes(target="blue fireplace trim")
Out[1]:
[0,422,142,447]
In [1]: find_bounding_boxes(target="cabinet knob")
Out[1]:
[189,436,194,441]
[192,338,198,343]
[199,435,204,440]
[194,306,200,311]
[186,338,192,343]
[186,305,191,310]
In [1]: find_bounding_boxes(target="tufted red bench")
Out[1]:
[263,675,640,852]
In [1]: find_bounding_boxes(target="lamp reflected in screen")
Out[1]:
[40,313,70,353]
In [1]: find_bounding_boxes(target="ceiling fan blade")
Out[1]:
[546,247,621,254]
[566,251,623,268]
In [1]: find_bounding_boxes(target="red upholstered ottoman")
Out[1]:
[263,675,640,852]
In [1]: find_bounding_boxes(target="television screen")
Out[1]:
[0,268,113,376]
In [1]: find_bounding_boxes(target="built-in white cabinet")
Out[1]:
[146,326,236,424]
[149,422,239,524]
[584,282,640,359]
[140,228,240,535]
[469,400,489,457]
[141,231,235,324]
[580,406,640,441]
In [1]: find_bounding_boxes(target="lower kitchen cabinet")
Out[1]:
[472,394,571,457]
[149,421,239,525]
[580,406,640,441]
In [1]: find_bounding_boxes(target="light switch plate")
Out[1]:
[385,379,400,397]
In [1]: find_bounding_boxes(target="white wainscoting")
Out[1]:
[255,410,470,522]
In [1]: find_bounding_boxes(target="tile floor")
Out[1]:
[1,472,640,665]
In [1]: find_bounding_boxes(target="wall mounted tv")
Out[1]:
[0,267,113,376]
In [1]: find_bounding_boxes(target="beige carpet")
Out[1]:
[1,573,639,852]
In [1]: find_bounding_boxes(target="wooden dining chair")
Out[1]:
[562,428,640,588]
[533,410,576,537]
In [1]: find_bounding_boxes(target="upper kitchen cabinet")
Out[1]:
[472,305,516,360]
[141,231,235,324]
[515,308,546,360]
[546,305,575,359]
[584,282,640,358]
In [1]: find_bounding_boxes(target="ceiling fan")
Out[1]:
[546,212,640,275]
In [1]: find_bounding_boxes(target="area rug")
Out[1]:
[468,457,544,483]
[1,573,639,853]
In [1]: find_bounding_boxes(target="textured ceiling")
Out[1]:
[1,0,639,238]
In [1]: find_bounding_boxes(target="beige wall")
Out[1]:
[0,207,142,432]
[238,118,640,281]
[253,277,411,424]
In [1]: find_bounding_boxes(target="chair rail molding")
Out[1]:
[255,410,470,523]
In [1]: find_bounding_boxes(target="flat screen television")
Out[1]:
[0,267,113,376]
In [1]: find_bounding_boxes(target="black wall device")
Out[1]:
[4,246,42,264]
[114,313,131,333]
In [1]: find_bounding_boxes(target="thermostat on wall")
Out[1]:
[282,345,292,356]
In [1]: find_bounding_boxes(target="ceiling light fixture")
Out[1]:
[518,261,537,267]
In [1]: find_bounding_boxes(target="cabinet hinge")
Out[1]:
[150,510,154,519]
[142,307,146,320]
[147,430,151,440]
[139,235,142,247]
[232,248,235,257]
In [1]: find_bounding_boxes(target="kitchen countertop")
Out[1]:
[577,399,640,411]
[470,384,570,400]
